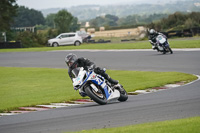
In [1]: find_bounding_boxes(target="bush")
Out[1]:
[148,12,200,31]
[15,31,47,48]
[47,28,58,39]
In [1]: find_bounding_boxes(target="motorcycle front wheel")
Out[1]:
[116,85,128,102]
[168,46,173,54]
[84,85,107,105]
[165,45,173,54]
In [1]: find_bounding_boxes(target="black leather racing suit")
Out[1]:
[148,33,159,46]
[148,32,167,46]
[68,57,95,80]
[68,57,118,85]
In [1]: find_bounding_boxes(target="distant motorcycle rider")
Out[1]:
[65,53,119,96]
[148,29,167,50]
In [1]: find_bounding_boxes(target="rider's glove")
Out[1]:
[87,64,95,71]
[151,42,156,46]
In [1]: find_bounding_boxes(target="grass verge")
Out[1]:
[0,67,197,112]
[0,37,199,52]
[66,116,200,133]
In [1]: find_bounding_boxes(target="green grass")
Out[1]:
[170,38,200,48]
[106,70,197,91]
[0,37,199,52]
[66,116,200,133]
[0,67,197,112]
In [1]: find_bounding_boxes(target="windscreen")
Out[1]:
[71,67,80,78]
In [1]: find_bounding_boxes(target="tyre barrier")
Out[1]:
[0,41,22,49]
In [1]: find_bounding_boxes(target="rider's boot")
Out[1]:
[108,77,119,85]
[103,73,119,85]
[156,47,159,52]
[152,45,156,50]
[95,67,119,85]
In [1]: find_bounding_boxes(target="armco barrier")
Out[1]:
[191,27,200,35]
[166,27,200,38]
[0,41,22,49]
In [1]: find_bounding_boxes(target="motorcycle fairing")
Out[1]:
[90,74,111,99]
[157,35,166,44]
[72,67,120,101]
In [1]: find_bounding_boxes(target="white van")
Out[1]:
[48,33,83,47]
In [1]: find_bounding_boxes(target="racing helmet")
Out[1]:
[65,53,78,67]
[149,29,156,35]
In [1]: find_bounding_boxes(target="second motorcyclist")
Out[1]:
[148,29,167,51]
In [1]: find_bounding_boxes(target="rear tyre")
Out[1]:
[162,51,166,54]
[84,85,107,105]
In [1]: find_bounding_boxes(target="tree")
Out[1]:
[45,13,56,28]
[189,12,200,25]
[90,16,105,27]
[70,17,80,32]
[13,6,45,27]
[184,18,197,29]
[105,14,119,26]
[105,14,119,22]
[0,0,18,31]
[89,14,119,27]
[148,12,200,31]
[54,10,73,33]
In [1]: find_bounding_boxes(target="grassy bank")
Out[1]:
[0,37,199,52]
[0,67,197,112]
[67,116,200,133]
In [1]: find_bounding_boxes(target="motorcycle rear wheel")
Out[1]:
[84,85,107,105]
[162,51,166,54]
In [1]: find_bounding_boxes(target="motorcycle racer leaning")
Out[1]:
[65,53,119,97]
[148,29,167,51]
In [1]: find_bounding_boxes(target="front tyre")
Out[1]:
[116,85,128,102]
[74,41,81,46]
[168,47,173,54]
[84,85,107,105]
[52,42,59,47]
[165,45,173,54]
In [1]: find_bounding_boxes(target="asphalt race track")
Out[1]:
[0,49,200,133]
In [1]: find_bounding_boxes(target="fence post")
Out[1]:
[2,32,6,42]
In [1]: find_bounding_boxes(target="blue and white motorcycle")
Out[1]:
[150,34,173,54]
[72,67,128,105]
[156,34,173,54]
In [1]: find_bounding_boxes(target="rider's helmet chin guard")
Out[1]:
[65,53,78,68]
